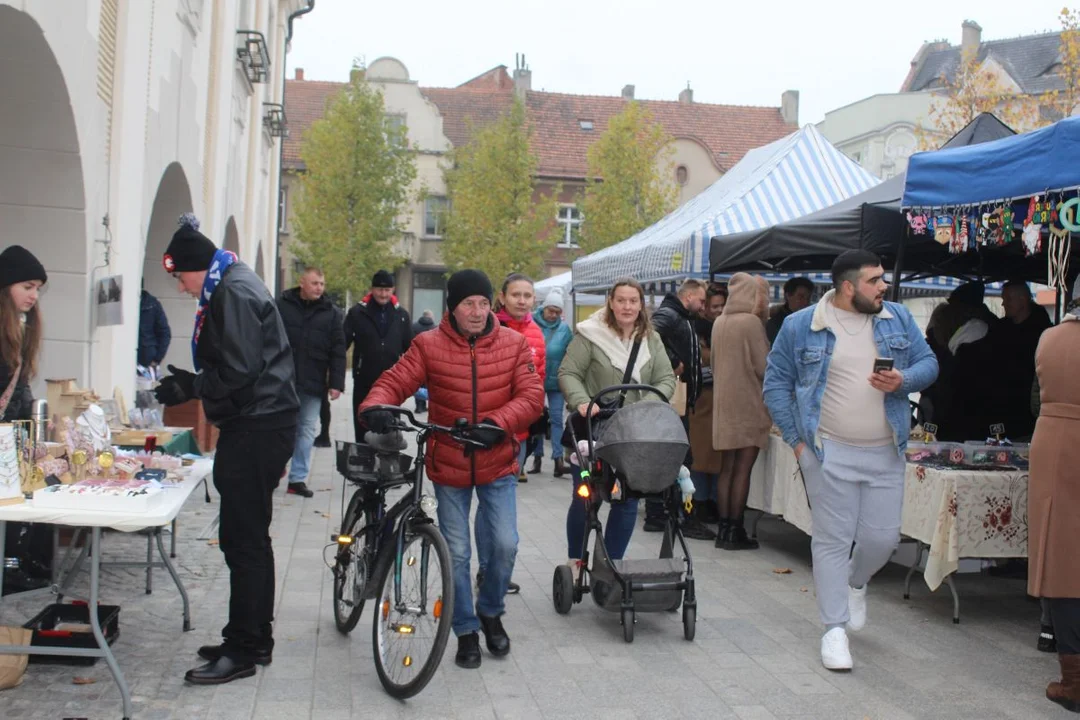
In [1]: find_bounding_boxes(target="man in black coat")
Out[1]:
[647,279,714,540]
[344,270,412,440]
[277,267,346,497]
[154,215,298,685]
[765,276,814,345]
[137,285,171,369]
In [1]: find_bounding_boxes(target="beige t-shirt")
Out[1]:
[818,301,893,446]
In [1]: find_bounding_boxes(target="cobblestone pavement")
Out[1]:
[0,393,1072,719]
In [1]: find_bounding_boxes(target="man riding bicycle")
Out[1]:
[361,269,544,669]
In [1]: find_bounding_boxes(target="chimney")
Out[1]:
[962,20,982,58]
[781,90,800,125]
[513,53,531,99]
[295,67,304,81]
[622,84,635,100]
[679,83,693,104]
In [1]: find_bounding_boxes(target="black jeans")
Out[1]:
[645,412,692,522]
[316,393,331,440]
[352,383,373,443]
[1048,598,1080,654]
[214,425,296,660]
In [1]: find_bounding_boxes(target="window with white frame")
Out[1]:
[384,114,406,147]
[424,196,449,237]
[556,205,582,248]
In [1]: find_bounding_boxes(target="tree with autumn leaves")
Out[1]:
[440,98,559,282]
[291,65,417,297]
[579,102,678,254]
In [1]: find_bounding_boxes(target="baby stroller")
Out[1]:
[551,384,697,642]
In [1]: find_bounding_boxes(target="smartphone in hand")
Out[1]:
[873,357,895,374]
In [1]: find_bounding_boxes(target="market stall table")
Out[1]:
[0,459,213,720]
[745,435,1029,621]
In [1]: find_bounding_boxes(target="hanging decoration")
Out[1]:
[934,214,955,247]
[907,211,928,235]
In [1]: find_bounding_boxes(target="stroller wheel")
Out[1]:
[682,604,696,641]
[552,565,575,615]
[621,608,635,643]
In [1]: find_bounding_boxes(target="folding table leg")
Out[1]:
[903,542,925,600]
[944,574,961,623]
[89,527,133,720]
[145,531,154,594]
[170,518,177,558]
[155,528,192,631]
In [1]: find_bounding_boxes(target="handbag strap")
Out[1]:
[616,339,642,409]
[0,363,21,419]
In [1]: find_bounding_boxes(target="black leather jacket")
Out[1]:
[193,263,299,430]
[651,293,702,410]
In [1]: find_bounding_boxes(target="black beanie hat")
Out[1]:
[163,213,218,273]
[0,245,47,288]
[371,270,395,288]
[446,269,493,312]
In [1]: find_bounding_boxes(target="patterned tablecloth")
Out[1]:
[746,434,1029,590]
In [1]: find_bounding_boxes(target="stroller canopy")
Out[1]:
[595,401,689,494]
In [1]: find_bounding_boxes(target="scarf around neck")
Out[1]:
[575,310,650,382]
[192,249,238,369]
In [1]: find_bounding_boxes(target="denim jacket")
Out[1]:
[762,290,938,461]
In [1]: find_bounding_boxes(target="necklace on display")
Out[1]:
[832,302,870,336]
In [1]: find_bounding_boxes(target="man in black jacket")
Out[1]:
[154,215,298,685]
[137,284,171,369]
[277,267,346,497]
[647,279,714,540]
[765,276,814,345]
[344,270,412,441]
[411,309,437,413]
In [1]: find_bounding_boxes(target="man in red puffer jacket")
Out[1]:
[360,269,544,670]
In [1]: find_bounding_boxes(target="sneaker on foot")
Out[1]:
[506,580,520,595]
[821,627,853,671]
[567,559,582,583]
[287,482,314,498]
[847,585,867,632]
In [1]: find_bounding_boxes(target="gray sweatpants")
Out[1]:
[798,439,905,627]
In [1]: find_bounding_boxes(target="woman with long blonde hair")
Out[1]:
[0,245,47,422]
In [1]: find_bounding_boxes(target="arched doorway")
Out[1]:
[142,163,195,372]
[223,216,240,257]
[255,243,266,284]
[0,6,87,390]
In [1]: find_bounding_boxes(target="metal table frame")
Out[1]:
[0,471,211,719]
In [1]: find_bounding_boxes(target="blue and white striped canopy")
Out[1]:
[571,124,881,292]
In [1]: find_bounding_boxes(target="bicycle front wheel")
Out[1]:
[333,498,370,634]
[372,522,453,699]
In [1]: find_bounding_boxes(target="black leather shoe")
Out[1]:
[313,436,331,448]
[455,632,482,669]
[553,458,568,478]
[287,482,315,498]
[197,644,272,666]
[478,613,510,657]
[643,519,665,533]
[184,656,256,685]
[527,456,542,474]
[505,580,520,595]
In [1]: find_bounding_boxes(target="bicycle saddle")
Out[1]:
[363,430,408,453]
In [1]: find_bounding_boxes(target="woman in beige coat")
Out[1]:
[1029,294,1080,714]
[710,274,771,550]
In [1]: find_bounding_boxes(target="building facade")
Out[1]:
[3,0,311,402]
[280,59,797,315]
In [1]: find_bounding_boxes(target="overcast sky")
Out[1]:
[286,0,1072,125]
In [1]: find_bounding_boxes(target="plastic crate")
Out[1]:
[23,602,120,665]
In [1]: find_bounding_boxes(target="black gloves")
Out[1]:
[153,365,197,407]
[362,409,395,434]
[460,419,505,450]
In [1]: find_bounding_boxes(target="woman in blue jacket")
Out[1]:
[529,288,573,477]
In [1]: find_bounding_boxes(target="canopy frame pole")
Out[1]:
[889,226,908,303]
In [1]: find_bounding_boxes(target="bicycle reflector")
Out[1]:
[336,534,353,545]
[393,624,415,635]
[576,484,590,499]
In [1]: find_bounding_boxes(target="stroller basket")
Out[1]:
[594,401,688,495]
[335,440,413,484]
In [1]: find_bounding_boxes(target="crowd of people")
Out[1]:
[4,221,1079,712]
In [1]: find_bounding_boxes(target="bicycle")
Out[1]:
[327,406,485,698]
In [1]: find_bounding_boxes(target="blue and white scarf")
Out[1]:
[192,249,238,369]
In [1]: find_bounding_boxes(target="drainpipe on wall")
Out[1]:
[271,0,314,295]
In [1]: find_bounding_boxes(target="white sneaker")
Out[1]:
[820,627,853,671]
[567,559,582,583]
[847,584,867,632]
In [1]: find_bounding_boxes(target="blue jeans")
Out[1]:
[434,474,518,636]
[477,445,524,576]
[532,391,565,460]
[565,462,638,560]
[287,392,322,484]
[690,471,717,502]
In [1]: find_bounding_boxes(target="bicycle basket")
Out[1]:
[335,441,413,484]
[593,400,688,495]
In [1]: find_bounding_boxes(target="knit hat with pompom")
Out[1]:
[163,213,218,273]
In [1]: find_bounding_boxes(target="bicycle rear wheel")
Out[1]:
[333,495,371,634]
[372,522,453,699]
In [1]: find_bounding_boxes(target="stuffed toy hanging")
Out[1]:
[1022,196,1043,256]
[953,215,970,254]
[934,215,955,246]
[907,211,928,235]
[1001,206,1015,244]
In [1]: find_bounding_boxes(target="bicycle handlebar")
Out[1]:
[362,405,494,449]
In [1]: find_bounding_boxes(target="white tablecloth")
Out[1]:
[0,459,213,531]
[745,437,1028,590]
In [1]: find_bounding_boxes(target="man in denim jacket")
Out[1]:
[763,250,937,672]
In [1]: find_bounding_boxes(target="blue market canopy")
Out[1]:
[571,124,879,292]
[902,116,1080,209]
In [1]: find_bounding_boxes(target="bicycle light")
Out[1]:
[576,484,590,499]
[420,495,438,514]
[336,534,353,545]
